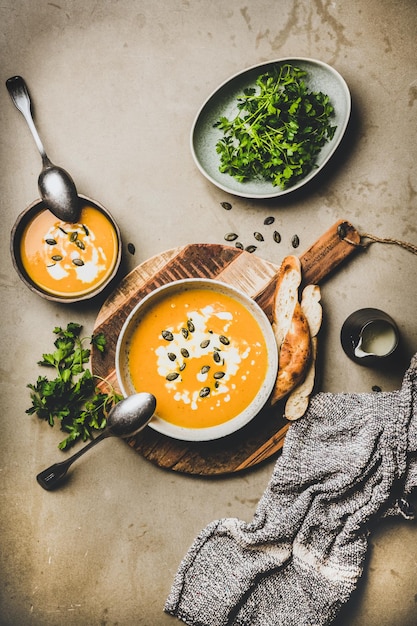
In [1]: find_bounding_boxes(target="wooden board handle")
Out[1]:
[300,219,361,286]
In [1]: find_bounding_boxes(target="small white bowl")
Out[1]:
[115,278,278,441]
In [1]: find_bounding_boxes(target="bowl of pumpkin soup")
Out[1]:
[11,194,122,302]
[116,278,278,441]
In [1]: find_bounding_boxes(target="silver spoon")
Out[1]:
[36,392,156,491]
[6,75,81,223]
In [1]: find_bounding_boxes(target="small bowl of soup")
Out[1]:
[11,194,122,303]
[116,278,278,441]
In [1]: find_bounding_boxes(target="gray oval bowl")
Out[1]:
[116,278,278,442]
[191,57,351,199]
[10,194,122,303]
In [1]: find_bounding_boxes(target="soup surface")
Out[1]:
[20,204,118,297]
[127,287,268,429]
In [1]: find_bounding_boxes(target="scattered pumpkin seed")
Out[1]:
[199,387,210,398]
[221,201,232,210]
[127,242,136,255]
[214,381,220,389]
[235,241,244,250]
[291,234,300,248]
[264,216,275,225]
[75,239,85,250]
[254,232,264,242]
[162,330,174,341]
[224,232,238,242]
[181,328,189,339]
[213,371,225,379]
[200,339,210,349]
[51,255,63,262]
[245,245,257,253]
[201,365,210,374]
[219,335,230,345]
[72,258,84,267]
[82,224,89,236]
[372,385,382,392]
[273,230,281,243]
[58,226,68,234]
[168,352,176,361]
[187,319,195,333]
[181,348,190,358]
[69,231,78,242]
[45,238,57,246]
[179,363,186,371]
[166,372,179,381]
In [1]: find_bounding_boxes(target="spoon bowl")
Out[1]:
[36,392,156,491]
[6,75,81,223]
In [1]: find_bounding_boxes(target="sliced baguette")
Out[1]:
[271,255,302,352]
[284,285,322,420]
[270,300,312,404]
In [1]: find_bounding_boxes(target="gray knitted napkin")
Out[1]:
[165,354,417,626]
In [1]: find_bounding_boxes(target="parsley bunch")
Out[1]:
[26,322,122,450]
[214,64,337,189]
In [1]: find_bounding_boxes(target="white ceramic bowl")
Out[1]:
[191,57,351,199]
[115,278,278,441]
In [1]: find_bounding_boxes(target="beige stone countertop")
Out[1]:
[1,1,416,624]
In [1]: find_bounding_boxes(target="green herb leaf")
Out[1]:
[214,63,337,189]
[26,323,122,450]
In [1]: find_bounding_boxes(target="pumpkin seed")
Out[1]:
[181,348,190,358]
[162,330,174,341]
[264,216,275,225]
[201,365,210,374]
[213,351,221,363]
[199,387,210,398]
[273,230,281,243]
[219,335,230,345]
[291,234,300,248]
[235,241,244,250]
[213,371,225,379]
[221,201,232,210]
[168,352,177,361]
[45,238,57,246]
[51,255,63,261]
[75,239,85,250]
[181,328,189,339]
[82,224,89,236]
[187,319,195,333]
[127,242,136,255]
[69,231,78,242]
[200,339,210,349]
[72,258,84,266]
[224,232,238,242]
[166,372,179,381]
[179,363,186,371]
[245,245,257,253]
[254,232,264,242]
[58,226,68,234]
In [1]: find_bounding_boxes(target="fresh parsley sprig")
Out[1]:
[214,64,337,188]
[26,322,122,450]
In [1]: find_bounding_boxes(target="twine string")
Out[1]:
[340,227,417,256]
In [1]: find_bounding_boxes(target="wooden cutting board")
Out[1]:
[91,219,360,475]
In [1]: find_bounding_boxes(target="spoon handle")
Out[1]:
[6,75,49,162]
[36,430,111,490]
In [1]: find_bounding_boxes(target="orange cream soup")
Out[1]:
[127,288,268,429]
[20,204,118,297]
